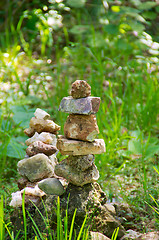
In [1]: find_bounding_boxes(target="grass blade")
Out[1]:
[111,227,119,240]
[77,214,87,240]
[27,211,44,239]
[22,191,27,240]
[69,209,77,240]
[0,195,4,240]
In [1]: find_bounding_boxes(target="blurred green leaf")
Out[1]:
[7,138,26,159]
[66,0,86,8]
[145,145,159,159]
[128,139,142,154]
[138,1,157,10]
[87,33,107,48]
[104,24,119,35]
[11,105,35,128]
[155,6,159,13]
[116,39,132,52]
[129,21,145,33]
[142,11,157,20]
[70,25,90,35]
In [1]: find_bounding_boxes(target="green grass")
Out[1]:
[0,195,89,240]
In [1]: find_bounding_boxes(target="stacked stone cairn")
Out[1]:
[10,108,65,207]
[10,81,126,239]
[54,80,106,186]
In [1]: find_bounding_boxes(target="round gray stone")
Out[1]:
[38,178,64,196]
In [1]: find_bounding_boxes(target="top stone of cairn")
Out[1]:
[71,80,91,99]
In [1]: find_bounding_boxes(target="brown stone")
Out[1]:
[57,135,106,155]
[24,127,35,137]
[26,141,57,157]
[29,117,60,134]
[64,114,99,142]
[71,80,91,99]
[17,177,37,190]
[17,177,28,190]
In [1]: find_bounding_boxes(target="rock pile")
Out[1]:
[55,80,106,186]
[10,108,65,207]
[10,81,126,239]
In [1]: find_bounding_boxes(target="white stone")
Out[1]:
[34,108,50,120]
[21,185,45,197]
[25,132,57,146]
[10,191,22,207]
[10,186,46,207]
[90,232,110,240]
[49,153,58,168]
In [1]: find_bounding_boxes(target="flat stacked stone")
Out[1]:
[10,108,65,207]
[55,80,106,186]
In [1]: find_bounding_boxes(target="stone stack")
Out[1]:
[10,83,126,239]
[54,80,106,186]
[10,108,65,207]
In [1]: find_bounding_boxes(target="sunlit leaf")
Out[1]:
[111,5,120,12]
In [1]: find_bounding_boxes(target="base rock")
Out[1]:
[10,183,125,239]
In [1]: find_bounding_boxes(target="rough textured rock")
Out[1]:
[17,177,29,190]
[26,140,57,157]
[10,185,45,207]
[121,230,142,239]
[59,96,100,115]
[17,153,55,182]
[10,183,125,239]
[137,232,159,240]
[66,155,95,171]
[64,114,99,142]
[49,153,58,168]
[29,117,60,134]
[55,159,99,186]
[38,178,65,195]
[34,108,50,120]
[24,127,35,137]
[90,231,110,240]
[25,132,57,146]
[70,80,91,99]
[57,135,106,155]
[17,177,40,190]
